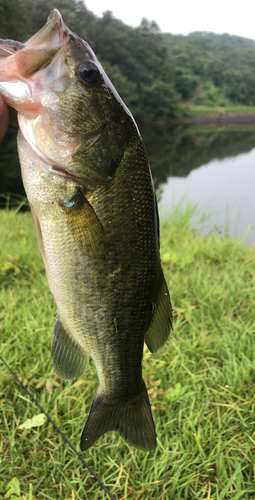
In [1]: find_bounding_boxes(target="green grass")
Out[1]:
[1,204,255,499]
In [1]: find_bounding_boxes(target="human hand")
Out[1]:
[0,95,17,142]
[0,94,9,141]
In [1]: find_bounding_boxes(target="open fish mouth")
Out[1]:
[0,9,70,104]
[13,10,69,79]
[22,9,68,52]
[0,10,80,168]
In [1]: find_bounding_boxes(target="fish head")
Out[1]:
[0,9,135,185]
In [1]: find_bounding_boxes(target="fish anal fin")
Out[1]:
[52,319,89,381]
[80,380,156,452]
[145,275,172,353]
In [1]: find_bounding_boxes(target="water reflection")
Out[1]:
[139,122,255,245]
[138,122,255,188]
[160,149,255,245]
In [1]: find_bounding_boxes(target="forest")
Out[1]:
[1,0,255,121]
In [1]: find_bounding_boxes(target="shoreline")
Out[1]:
[182,112,255,125]
[180,108,255,125]
[144,110,255,127]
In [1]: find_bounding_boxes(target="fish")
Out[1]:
[0,10,172,452]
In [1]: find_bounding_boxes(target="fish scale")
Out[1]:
[0,9,172,451]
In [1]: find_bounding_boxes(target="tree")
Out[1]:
[138,18,161,35]
[0,0,29,40]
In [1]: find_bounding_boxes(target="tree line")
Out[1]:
[1,0,255,121]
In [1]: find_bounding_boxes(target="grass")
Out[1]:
[1,203,255,499]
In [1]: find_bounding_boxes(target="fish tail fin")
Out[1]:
[80,380,156,452]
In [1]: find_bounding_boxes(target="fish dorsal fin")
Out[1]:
[145,275,172,353]
[52,319,89,380]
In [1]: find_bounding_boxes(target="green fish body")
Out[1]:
[0,10,172,451]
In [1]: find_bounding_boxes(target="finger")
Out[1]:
[0,95,9,141]
[7,105,18,123]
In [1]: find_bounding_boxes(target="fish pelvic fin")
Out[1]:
[51,319,89,381]
[80,380,156,452]
[145,275,172,353]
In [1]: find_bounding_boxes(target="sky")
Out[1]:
[85,0,255,41]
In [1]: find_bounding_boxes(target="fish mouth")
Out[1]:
[14,10,69,79]
[50,165,99,191]
[0,7,67,61]
[0,11,101,188]
[51,165,86,180]
[25,9,68,51]
[0,9,68,62]
[0,9,70,104]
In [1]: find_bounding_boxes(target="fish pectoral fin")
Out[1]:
[145,275,172,353]
[30,204,46,264]
[60,188,107,259]
[51,319,89,381]
[80,381,156,452]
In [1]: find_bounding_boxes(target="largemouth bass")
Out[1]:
[0,10,172,452]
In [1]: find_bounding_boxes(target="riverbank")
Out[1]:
[184,105,255,124]
[1,206,255,499]
[145,106,255,127]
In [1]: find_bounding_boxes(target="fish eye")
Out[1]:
[78,60,100,84]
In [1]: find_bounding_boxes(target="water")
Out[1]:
[138,122,255,245]
[160,148,255,245]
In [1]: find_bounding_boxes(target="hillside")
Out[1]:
[2,0,255,119]
[188,31,255,49]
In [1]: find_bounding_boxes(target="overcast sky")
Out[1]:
[85,0,255,40]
